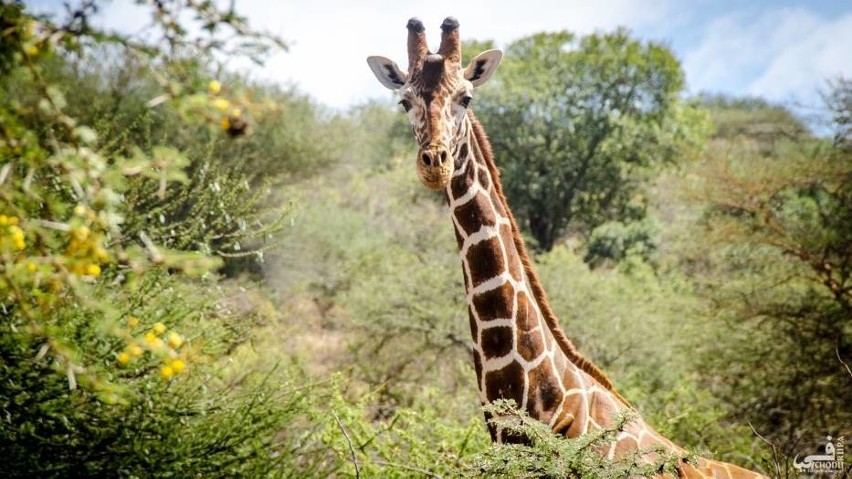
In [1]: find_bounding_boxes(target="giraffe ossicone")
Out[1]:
[367,17,766,478]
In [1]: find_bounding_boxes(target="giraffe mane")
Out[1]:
[467,114,633,409]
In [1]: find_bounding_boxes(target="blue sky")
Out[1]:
[26,0,852,115]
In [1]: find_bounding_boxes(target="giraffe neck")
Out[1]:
[441,114,767,478]
[445,114,623,440]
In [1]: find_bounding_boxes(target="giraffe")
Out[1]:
[367,17,766,478]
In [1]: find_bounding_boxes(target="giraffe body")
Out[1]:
[367,17,766,478]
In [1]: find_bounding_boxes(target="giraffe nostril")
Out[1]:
[422,153,431,166]
[439,150,448,165]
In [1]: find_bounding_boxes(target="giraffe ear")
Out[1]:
[367,56,408,90]
[464,49,502,87]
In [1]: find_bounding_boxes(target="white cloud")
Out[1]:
[147,0,677,109]
[684,7,852,104]
[748,12,852,102]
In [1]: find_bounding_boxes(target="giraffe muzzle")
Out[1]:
[416,144,454,190]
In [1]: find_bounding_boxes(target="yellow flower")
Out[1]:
[129,344,144,357]
[86,264,101,277]
[95,247,109,261]
[0,215,7,225]
[160,365,174,379]
[144,331,157,344]
[220,117,231,130]
[117,352,131,365]
[24,43,38,57]
[26,262,36,272]
[208,80,222,95]
[167,331,183,348]
[73,226,90,241]
[153,322,167,334]
[128,316,139,328]
[74,205,87,217]
[212,98,230,111]
[170,359,186,373]
[230,108,242,118]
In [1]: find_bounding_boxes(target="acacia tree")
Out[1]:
[674,91,851,472]
[474,30,706,251]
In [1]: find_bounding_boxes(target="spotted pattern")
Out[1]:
[443,114,766,479]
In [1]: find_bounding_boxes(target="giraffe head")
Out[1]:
[367,17,502,190]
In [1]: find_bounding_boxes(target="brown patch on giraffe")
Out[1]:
[552,345,568,372]
[467,309,478,339]
[516,327,545,362]
[453,225,464,251]
[484,360,525,405]
[610,434,643,459]
[466,235,505,288]
[471,281,514,319]
[472,348,484,384]
[450,175,473,205]
[587,389,619,429]
[515,291,535,329]
[556,390,589,438]
[456,142,469,163]
[526,361,563,423]
[454,192,497,237]
[481,326,513,359]
[500,225,524,282]
[489,189,507,216]
[477,164,490,191]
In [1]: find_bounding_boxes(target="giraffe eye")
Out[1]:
[460,95,473,108]
[399,99,412,112]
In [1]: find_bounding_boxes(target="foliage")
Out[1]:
[0,1,316,476]
[0,273,313,476]
[474,29,709,251]
[668,90,851,473]
[309,385,489,478]
[470,400,685,478]
[584,218,659,268]
[696,93,810,153]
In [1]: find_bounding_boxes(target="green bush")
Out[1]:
[0,2,322,476]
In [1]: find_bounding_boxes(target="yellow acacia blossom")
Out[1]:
[129,344,144,357]
[170,359,186,373]
[86,264,101,277]
[117,352,131,365]
[7,224,25,250]
[212,98,229,111]
[153,322,167,334]
[23,43,39,57]
[160,365,174,379]
[127,316,139,328]
[208,80,222,95]
[167,331,183,348]
[73,226,90,241]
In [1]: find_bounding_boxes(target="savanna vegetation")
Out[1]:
[1,1,849,477]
